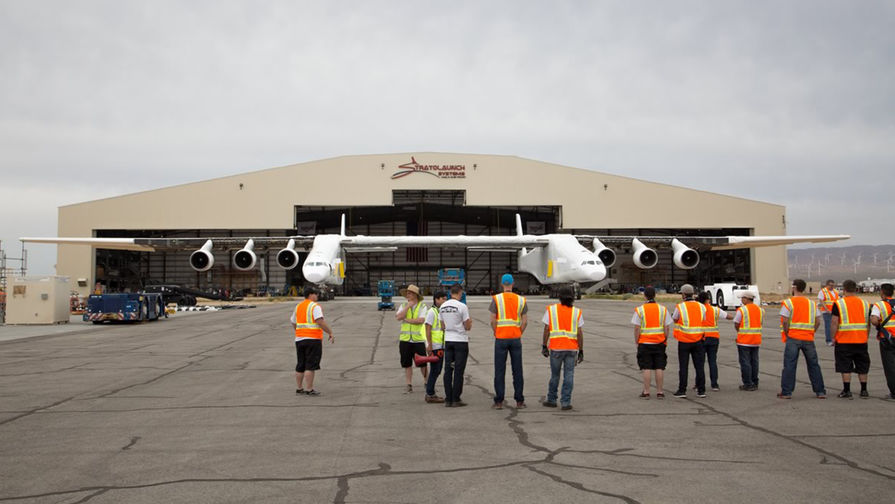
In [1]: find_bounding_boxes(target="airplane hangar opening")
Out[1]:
[53,153,790,297]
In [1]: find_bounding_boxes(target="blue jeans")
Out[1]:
[425,349,444,397]
[547,350,577,407]
[737,345,760,387]
[780,339,825,396]
[443,342,469,403]
[494,338,524,403]
[822,312,833,344]
[704,337,720,388]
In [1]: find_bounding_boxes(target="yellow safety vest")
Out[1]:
[399,302,427,342]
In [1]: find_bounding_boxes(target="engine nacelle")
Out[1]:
[671,238,700,270]
[592,239,616,268]
[632,238,658,269]
[189,240,215,272]
[233,239,257,271]
[276,239,300,270]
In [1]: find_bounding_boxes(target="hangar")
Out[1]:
[54,153,788,297]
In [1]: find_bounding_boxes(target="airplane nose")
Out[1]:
[303,265,328,284]
[587,264,607,282]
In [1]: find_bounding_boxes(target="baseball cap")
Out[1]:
[680,284,695,295]
[501,274,514,285]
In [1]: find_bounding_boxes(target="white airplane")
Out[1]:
[21,214,849,286]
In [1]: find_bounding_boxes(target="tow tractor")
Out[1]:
[377,280,395,310]
[704,283,761,310]
[84,292,165,323]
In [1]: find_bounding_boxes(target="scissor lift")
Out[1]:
[377,280,395,310]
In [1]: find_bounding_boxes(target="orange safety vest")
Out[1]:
[735,303,763,346]
[547,303,581,351]
[294,299,324,340]
[874,299,895,340]
[819,287,839,312]
[834,296,869,344]
[673,300,706,343]
[703,302,720,339]
[493,292,525,339]
[636,302,668,345]
[781,296,816,342]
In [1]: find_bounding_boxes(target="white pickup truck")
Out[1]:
[704,283,761,310]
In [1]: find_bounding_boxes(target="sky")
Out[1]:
[2,1,894,275]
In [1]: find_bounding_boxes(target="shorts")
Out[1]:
[399,340,427,368]
[295,339,322,372]
[834,343,870,374]
[637,343,667,370]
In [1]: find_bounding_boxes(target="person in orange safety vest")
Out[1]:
[831,279,871,399]
[733,290,763,391]
[631,286,673,399]
[671,284,706,398]
[489,274,528,410]
[541,286,584,411]
[778,278,826,399]
[291,286,335,396]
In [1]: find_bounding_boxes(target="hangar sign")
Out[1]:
[391,157,466,179]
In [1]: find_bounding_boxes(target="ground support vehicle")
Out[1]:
[704,283,761,310]
[377,280,395,310]
[438,268,467,304]
[84,293,165,323]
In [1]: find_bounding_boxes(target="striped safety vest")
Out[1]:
[673,300,706,343]
[703,302,720,339]
[874,299,895,340]
[547,304,581,351]
[834,296,869,344]
[294,299,323,340]
[736,303,763,346]
[399,302,427,342]
[427,307,445,347]
[636,302,668,345]
[819,287,839,312]
[781,296,816,342]
[493,292,526,339]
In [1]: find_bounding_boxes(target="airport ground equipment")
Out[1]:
[143,284,241,306]
[704,283,761,310]
[84,293,165,323]
[377,280,395,310]
[438,268,467,304]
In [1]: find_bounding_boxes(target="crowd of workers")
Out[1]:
[288,276,895,404]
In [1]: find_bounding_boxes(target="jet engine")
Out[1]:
[592,239,616,268]
[671,238,700,270]
[189,240,215,272]
[632,238,659,269]
[276,239,300,270]
[233,239,257,271]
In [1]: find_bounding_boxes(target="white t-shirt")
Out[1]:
[424,307,443,350]
[291,302,324,342]
[541,308,585,327]
[440,299,471,342]
[630,304,673,326]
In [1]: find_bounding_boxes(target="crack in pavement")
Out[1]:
[338,312,383,382]
[121,436,141,451]
[37,403,380,414]
[525,464,643,504]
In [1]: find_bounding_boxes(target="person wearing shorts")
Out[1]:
[831,279,871,399]
[632,287,672,399]
[396,284,428,393]
[291,286,334,396]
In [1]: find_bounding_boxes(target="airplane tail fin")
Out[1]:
[515,214,523,237]
[340,214,346,237]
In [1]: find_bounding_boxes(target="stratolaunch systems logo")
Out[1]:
[391,157,466,179]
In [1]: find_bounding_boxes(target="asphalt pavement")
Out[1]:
[1,297,893,503]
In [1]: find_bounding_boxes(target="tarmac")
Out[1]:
[0,296,893,504]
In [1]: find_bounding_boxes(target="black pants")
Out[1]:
[443,341,469,402]
[881,339,895,396]
[677,340,706,393]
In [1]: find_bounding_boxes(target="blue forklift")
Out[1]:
[377,280,395,310]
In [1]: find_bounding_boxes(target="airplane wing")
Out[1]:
[19,236,316,252]
[339,235,550,250]
[574,234,850,250]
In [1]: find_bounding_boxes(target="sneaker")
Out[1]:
[405,384,413,393]
[860,390,869,398]
[816,394,826,399]
[639,392,650,399]
[492,401,504,410]
[838,390,852,399]
[515,401,527,409]
[561,405,573,411]
[738,385,752,391]
[542,400,557,408]
[776,393,792,400]
[826,341,834,347]
[672,390,687,398]
[711,385,720,391]
[305,389,320,396]
[444,401,454,408]
[425,395,445,403]
[453,401,468,407]
[296,388,304,395]
[696,391,707,398]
